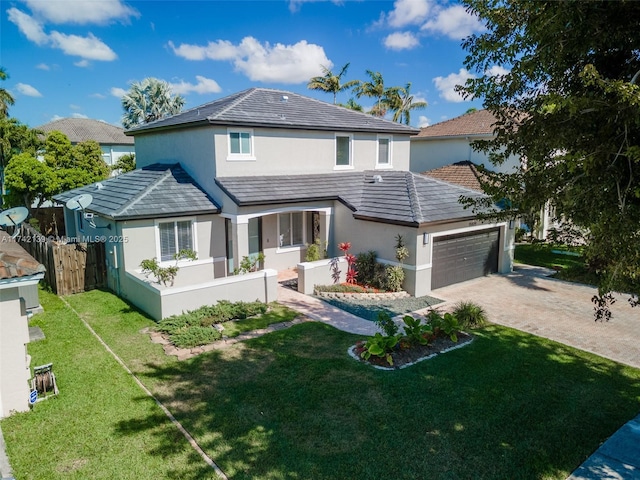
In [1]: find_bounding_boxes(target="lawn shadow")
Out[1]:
[115,322,640,480]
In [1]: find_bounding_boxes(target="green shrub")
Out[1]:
[170,326,221,348]
[402,315,433,346]
[355,251,387,289]
[305,238,327,262]
[453,301,488,329]
[314,284,378,293]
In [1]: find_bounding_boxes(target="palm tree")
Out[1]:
[340,98,364,112]
[121,78,185,129]
[353,70,387,117]
[0,67,15,118]
[307,63,359,104]
[384,83,427,125]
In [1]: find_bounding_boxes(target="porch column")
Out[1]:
[320,210,335,257]
[232,217,250,271]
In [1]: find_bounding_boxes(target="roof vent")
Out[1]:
[95,182,105,190]
[281,95,289,103]
[373,175,383,183]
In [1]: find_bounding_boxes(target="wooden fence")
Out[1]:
[18,224,107,295]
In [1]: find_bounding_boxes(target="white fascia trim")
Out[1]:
[0,273,45,290]
[222,207,332,225]
[430,222,507,240]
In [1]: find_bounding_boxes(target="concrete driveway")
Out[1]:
[429,264,640,369]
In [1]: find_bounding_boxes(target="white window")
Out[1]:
[159,220,194,262]
[227,128,255,160]
[335,134,353,168]
[376,135,392,168]
[278,212,304,248]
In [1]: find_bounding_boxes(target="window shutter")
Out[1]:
[177,221,193,252]
[159,222,175,261]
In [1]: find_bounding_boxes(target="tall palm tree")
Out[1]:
[121,78,185,129]
[0,67,15,118]
[307,63,359,104]
[384,83,427,125]
[353,70,387,117]
[340,98,364,112]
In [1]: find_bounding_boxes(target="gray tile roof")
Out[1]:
[126,88,420,135]
[414,109,498,139]
[53,164,220,220]
[216,171,486,227]
[38,118,134,145]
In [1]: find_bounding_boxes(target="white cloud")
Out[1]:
[169,76,222,95]
[90,93,107,99]
[433,68,475,102]
[74,59,90,67]
[387,0,432,28]
[7,8,48,44]
[22,0,139,25]
[170,37,331,84]
[71,113,89,119]
[421,5,485,40]
[50,31,117,61]
[16,83,43,97]
[8,8,117,62]
[36,63,50,70]
[110,87,127,98]
[417,115,430,127]
[486,65,510,77]
[288,0,343,13]
[383,31,420,50]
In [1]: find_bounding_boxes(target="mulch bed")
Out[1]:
[351,332,473,370]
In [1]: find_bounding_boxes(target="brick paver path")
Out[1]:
[428,264,640,369]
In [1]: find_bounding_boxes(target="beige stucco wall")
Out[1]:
[0,288,31,418]
[214,128,411,177]
[122,269,278,320]
[297,257,348,294]
[409,136,521,174]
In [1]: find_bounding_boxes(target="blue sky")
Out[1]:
[1,0,494,129]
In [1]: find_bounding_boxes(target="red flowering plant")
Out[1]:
[338,242,358,284]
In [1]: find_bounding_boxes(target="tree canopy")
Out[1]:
[4,131,109,213]
[0,67,15,119]
[121,77,185,129]
[459,0,640,311]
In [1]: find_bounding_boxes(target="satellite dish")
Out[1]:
[66,193,93,211]
[0,206,29,239]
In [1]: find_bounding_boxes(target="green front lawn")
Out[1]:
[515,243,599,285]
[3,288,640,479]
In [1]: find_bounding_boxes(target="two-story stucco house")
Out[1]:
[54,89,514,320]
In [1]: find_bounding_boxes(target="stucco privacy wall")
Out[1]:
[297,257,348,295]
[409,137,521,174]
[0,289,30,417]
[122,269,278,320]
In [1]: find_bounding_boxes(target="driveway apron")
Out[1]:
[430,264,640,370]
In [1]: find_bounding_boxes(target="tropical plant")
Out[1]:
[307,63,359,104]
[430,312,461,342]
[339,98,364,112]
[384,82,427,125]
[375,311,399,337]
[452,301,488,329]
[338,242,358,284]
[140,249,197,286]
[353,70,388,117]
[235,252,265,274]
[0,67,14,118]
[121,77,185,129]
[385,234,409,292]
[360,332,398,366]
[402,315,433,346]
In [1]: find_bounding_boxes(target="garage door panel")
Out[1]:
[432,229,499,289]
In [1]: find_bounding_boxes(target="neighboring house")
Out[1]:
[38,118,135,167]
[0,231,45,418]
[412,110,553,239]
[410,109,521,173]
[54,88,514,320]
